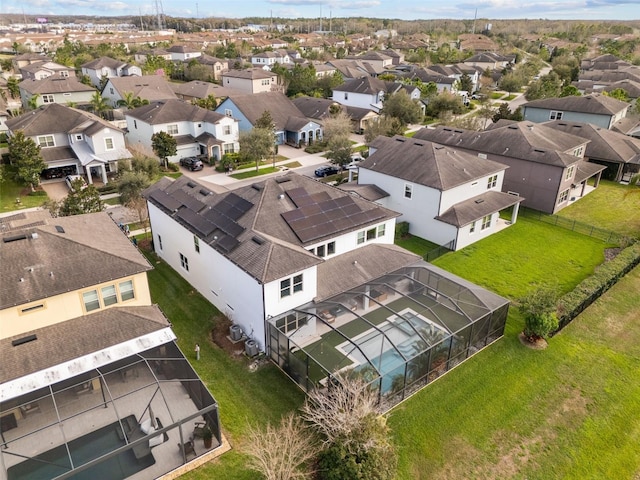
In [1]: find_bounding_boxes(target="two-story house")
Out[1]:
[101,75,177,108]
[414,122,607,214]
[125,99,239,163]
[166,45,202,62]
[216,91,322,147]
[221,69,279,94]
[6,103,131,184]
[292,96,379,134]
[19,60,75,81]
[251,50,292,69]
[0,210,222,479]
[18,76,96,109]
[521,93,630,130]
[81,56,142,88]
[350,135,523,250]
[331,76,421,113]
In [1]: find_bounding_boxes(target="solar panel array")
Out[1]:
[149,190,182,213]
[281,187,386,243]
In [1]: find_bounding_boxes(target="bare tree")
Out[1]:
[245,413,316,480]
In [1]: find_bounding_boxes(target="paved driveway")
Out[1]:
[41,180,69,201]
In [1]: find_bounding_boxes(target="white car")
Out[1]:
[65,175,88,191]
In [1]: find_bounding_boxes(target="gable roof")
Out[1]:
[413,122,587,168]
[81,56,127,70]
[291,97,337,121]
[145,172,399,283]
[546,120,640,164]
[436,191,523,227]
[125,98,227,125]
[171,80,235,99]
[222,68,276,80]
[222,91,309,130]
[0,211,152,309]
[361,135,507,190]
[18,76,96,95]
[335,76,388,94]
[6,103,124,136]
[106,75,177,102]
[522,93,629,116]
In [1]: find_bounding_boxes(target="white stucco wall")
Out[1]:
[332,90,380,110]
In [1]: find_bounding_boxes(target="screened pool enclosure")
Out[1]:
[268,262,509,410]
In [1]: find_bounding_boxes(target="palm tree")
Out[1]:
[27,94,40,110]
[117,91,149,109]
[7,77,20,99]
[90,91,109,118]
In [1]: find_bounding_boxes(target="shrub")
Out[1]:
[519,287,559,341]
[164,162,179,172]
[395,221,410,238]
[556,241,640,331]
[28,190,47,197]
[304,142,327,154]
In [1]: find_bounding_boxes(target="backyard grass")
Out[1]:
[394,233,439,256]
[0,166,49,212]
[490,92,505,100]
[432,217,611,300]
[389,265,640,480]
[230,166,280,179]
[555,180,640,238]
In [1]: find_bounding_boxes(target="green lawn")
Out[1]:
[556,180,640,238]
[395,234,439,256]
[432,217,610,300]
[230,166,280,179]
[0,166,49,212]
[389,265,640,480]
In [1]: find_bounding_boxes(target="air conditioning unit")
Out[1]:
[245,339,259,358]
[229,324,243,342]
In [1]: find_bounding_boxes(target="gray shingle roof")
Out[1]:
[125,98,226,125]
[223,68,275,80]
[522,93,630,116]
[413,122,586,168]
[223,91,309,130]
[171,80,234,99]
[436,191,524,227]
[81,56,127,70]
[0,211,152,309]
[18,76,96,94]
[145,172,399,283]
[106,75,177,102]
[361,135,508,190]
[0,305,169,384]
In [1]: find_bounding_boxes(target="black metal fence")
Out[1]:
[424,240,455,262]
[519,207,633,245]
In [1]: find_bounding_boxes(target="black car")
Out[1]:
[179,157,204,171]
[314,165,340,177]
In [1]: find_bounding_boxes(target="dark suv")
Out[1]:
[314,165,340,177]
[179,157,204,171]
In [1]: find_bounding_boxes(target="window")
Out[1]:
[104,137,114,150]
[317,244,325,257]
[110,88,114,94]
[225,109,232,117]
[366,227,377,241]
[101,285,118,306]
[194,236,200,253]
[166,124,178,135]
[60,70,69,77]
[280,274,303,298]
[119,280,135,301]
[469,221,476,233]
[327,241,335,255]
[158,234,163,250]
[223,144,235,154]
[565,165,575,180]
[573,147,584,157]
[37,135,55,147]
[487,175,498,189]
[83,290,100,312]
[180,253,189,271]
[357,231,365,245]
[481,214,492,230]
[223,125,231,135]
[549,110,563,120]
[42,94,54,103]
[558,189,570,205]
[276,313,309,334]
[377,224,386,238]
[75,134,83,141]
[404,183,413,199]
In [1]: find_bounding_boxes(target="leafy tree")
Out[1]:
[316,71,344,98]
[322,112,352,167]
[192,94,218,110]
[151,131,177,168]
[381,90,423,126]
[560,85,582,97]
[7,77,20,98]
[364,116,404,144]
[245,413,316,480]
[525,71,563,100]
[492,102,523,123]
[58,182,104,216]
[498,72,523,94]
[457,73,474,94]
[604,88,629,102]
[8,131,46,190]
[519,287,559,342]
[425,91,465,117]
[239,128,274,171]
[90,91,110,118]
[27,94,40,110]
[117,170,151,205]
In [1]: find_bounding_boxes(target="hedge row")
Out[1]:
[555,242,640,333]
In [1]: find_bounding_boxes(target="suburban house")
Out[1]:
[292,96,379,134]
[6,103,131,184]
[0,210,222,479]
[184,54,229,81]
[351,135,523,250]
[171,80,235,103]
[346,51,395,72]
[101,75,177,108]
[521,93,630,130]
[216,91,323,147]
[546,120,640,182]
[331,76,421,113]
[400,68,458,93]
[19,60,75,81]
[125,99,240,163]
[325,59,376,79]
[463,52,512,70]
[251,50,292,69]
[166,44,202,62]
[0,96,9,133]
[11,53,52,71]
[221,69,280,94]
[144,173,511,409]
[133,48,173,64]
[18,76,96,109]
[81,56,142,88]
[414,122,606,214]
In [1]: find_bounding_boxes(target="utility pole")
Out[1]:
[472,8,477,34]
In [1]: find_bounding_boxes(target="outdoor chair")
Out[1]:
[193,421,207,438]
[178,440,196,460]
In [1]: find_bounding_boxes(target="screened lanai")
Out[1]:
[0,342,221,480]
[268,262,509,411]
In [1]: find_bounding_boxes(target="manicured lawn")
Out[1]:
[556,180,640,238]
[0,166,49,212]
[432,217,610,299]
[389,265,640,480]
[395,234,439,256]
[230,166,280,179]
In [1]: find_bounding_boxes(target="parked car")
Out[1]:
[65,175,88,191]
[314,165,340,177]
[471,93,486,100]
[179,157,204,171]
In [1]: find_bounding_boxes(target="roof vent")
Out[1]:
[275,177,291,184]
[12,334,37,347]
[3,234,29,243]
[31,232,39,239]
[187,181,196,188]
[251,183,263,191]
[252,235,266,245]
[475,198,485,204]
[508,125,518,129]
[199,188,211,196]
[534,149,545,153]
[55,225,65,233]
[278,194,285,200]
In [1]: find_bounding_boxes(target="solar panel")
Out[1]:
[227,192,253,215]
[171,189,205,212]
[217,235,239,252]
[149,190,182,212]
[176,208,216,236]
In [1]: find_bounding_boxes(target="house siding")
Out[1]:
[523,107,614,130]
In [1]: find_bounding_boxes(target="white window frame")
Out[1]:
[279,273,303,298]
[480,214,492,230]
[225,109,233,117]
[469,221,476,234]
[565,165,575,181]
[558,189,570,205]
[223,125,231,135]
[180,252,189,271]
[404,183,413,199]
[166,124,179,135]
[377,224,386,238]
[104,137,114,150]
[549,110,563,120]
[194,235,200,253]
[42,94,54,103]
[37,135,55,147]
[487,174,498,189]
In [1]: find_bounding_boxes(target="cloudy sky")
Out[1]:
[2,0,638,21]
